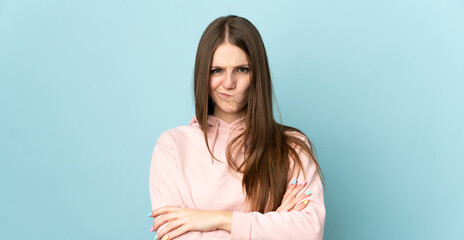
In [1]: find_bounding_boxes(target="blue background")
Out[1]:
[1,0,463,239]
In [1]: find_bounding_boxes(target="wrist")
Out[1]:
[216,211,232,232]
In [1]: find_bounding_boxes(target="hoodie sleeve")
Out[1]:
[149,132,183,210]
[149,131,217,240]
[230,137,326,240]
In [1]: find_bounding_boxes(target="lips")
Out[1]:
[219,92,232,98]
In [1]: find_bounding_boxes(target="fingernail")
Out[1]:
[150,226,154,232]
[305,190,311,195]
[147,212,152,217]
[299,180,308,186]
[154,232,158,240]
[161,235,168,240]
[291,179,297,185]
[303,200,309,205]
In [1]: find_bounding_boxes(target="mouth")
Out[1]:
[218,92,232,98]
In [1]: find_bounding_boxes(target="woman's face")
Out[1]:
[209,43,251,123]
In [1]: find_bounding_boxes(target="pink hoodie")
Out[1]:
[149,115,325,239]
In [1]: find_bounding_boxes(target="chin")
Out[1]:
[216,105,239,113]
[222,109,240,114]
[224,106,246,114]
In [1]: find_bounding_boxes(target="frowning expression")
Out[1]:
[209,43,251,122]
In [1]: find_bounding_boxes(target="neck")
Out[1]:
[213,107,246,124]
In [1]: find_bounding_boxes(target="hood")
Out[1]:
[189,115,246,163]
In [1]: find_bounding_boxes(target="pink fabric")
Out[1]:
[149,115,325,239]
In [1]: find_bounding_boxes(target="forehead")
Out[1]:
[211,43,249,66]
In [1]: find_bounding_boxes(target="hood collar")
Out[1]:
[189,115,246,163]
[189,115,246,131]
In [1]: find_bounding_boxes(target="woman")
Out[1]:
[148,15,325,240]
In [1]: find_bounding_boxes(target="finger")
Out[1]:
[153,212,181,231]
[280,185,311,212]
[282,180,308,205]
[283,178,298,197]
[276,202,291,212]
[292,199,310,211]
[147,210,154,218]
[152,206,183,218]
[288,188,312,207]
[281,179,300,205]
[277,179,310,213]
[278,195,298,212]
[157,219,187,240]
[160,224,190,240]
[289,180,308,198]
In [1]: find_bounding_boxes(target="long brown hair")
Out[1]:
[194,15,323,213]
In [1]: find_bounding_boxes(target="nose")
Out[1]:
[222,71,236,89]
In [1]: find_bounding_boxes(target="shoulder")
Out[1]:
[285,129,308,141]
[284,127,311,147]
[283,128,321,179]
[283,127,314,160]
[156,125,202,147]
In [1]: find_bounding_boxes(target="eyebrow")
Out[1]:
[210,64,249,68]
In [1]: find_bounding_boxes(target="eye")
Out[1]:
[210,68,222,74]
[237,67,249,73]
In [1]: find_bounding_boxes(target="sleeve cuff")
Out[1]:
[231,211,253,240]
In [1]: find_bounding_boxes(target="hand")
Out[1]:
[148,206,232,240]
[276,179,311,212]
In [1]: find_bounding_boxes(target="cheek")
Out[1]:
[239,77,251,96]
[237,80,250,104]
[209,76,221,91]
[241,88,250,104]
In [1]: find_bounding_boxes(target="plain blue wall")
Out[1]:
[1,0,463,239]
